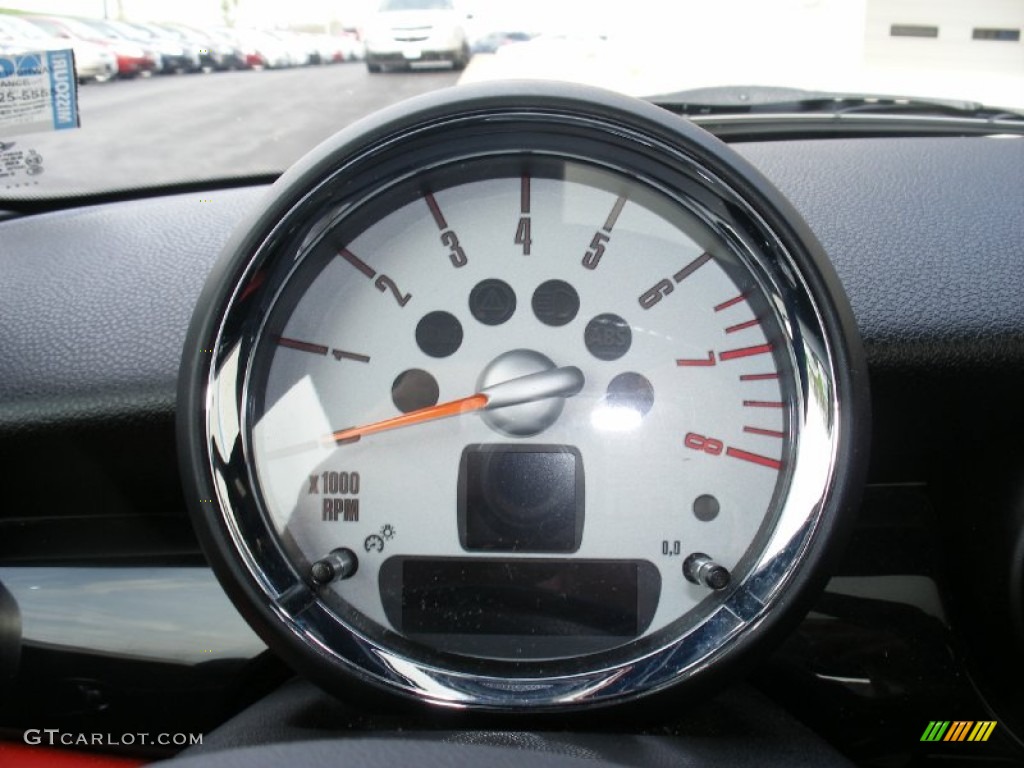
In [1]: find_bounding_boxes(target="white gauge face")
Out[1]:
[246,159,793,661]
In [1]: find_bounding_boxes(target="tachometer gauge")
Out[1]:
[178,82,868,710]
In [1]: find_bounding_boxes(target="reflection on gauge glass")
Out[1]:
[182,83,866,710]
[249,159,792,660]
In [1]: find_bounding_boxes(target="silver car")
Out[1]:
[0,14,116,82]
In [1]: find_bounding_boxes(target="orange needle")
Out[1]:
[328,394,489,443]
[322,365,585,446]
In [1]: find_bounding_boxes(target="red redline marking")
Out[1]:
[743,400,784,408]
[740,373,780,382]
[720,343,773,361]
[424,192,447,230]
[677,351,716,366]
[725,318,760,334]
[744,426,785,438]
[339,248,376,279]
[277,337,328,356]
[726,447,782,470]
[521,174,531,214]
[714,293,746,312]
[603,194,628,231]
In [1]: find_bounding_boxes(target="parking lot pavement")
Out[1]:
[5,64,460,196]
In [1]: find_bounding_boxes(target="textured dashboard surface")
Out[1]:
[0,185,265,431]
[0,135,1022,431]
[743,136,1024,372]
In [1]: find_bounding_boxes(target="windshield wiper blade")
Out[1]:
[645,86,1024,140]
[645,85,1024,120]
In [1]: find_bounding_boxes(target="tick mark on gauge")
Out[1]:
[424,192,447,229]
[740,372,780,382]
[673,252,712,283]
[515,175,533,255]
[470,279,517,325]
[603,194,628,231]
[332,349,370,363]
[277,336,328,356]
[725,318,760,334]
[714,293,747,312]
[416,311,463,357]
[339,248,376,279]
[743,426,785,438]
[532,280,579,326]
[743,400,784,408]
[726,447,782,470]
[720,343,773,361]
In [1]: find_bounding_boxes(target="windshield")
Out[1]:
[0,0,1021,199]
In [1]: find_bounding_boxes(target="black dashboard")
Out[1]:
[1,121,1023,767]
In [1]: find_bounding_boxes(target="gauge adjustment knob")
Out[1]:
[310,548,358,586]
[683,553,731,591]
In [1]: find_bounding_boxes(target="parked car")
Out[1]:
[228,28,295,69]
[72,17,164,74]
[156,23,245,71]
[0,13,117,83]
[118,20,201,73]
[22,14,157,78]
[337,31,364,60]
[363,0,471,72]
[305,34,344,65]
[266,30,317,66]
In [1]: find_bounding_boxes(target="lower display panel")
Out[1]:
[379,557,660,658]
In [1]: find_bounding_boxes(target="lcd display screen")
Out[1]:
[459,445,583,552]
[400,559,640,636]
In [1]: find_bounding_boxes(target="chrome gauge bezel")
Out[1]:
[178,82,868,711]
